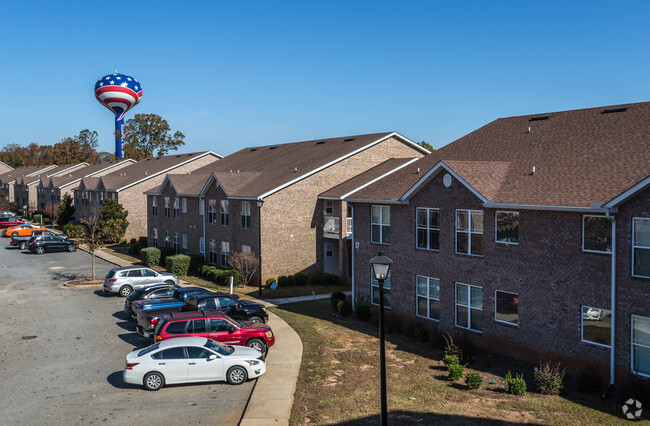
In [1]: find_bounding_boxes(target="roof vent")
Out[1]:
[602,107,628,114]
[269,146,277,150]
[529,116,551,121]
[344,138,355,142]
[294,167,298,173]
[316,141,327,145]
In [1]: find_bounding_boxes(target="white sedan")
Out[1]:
[123,337,266,390]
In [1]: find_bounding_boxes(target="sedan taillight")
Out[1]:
[125,362,139,370]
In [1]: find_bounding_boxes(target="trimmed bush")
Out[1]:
[130,238,137,244]
[266,277,276,287]
[62,223,84,238]
[277,275,290,287]
[42,217,51,225]
[577,366,604,396]
[413,326,429,342]
[220,270,242,286]
[188,255,204,276]
[140,247,161,268]
[206,267,223,283]
[331,291,346,309]
[32,214,42,223]
[443,354,460,367]
[128,243,144,255]
[201,265,214,277]
[534,361,565,395]
[294,272,307,286]
[17,209,24,216]
[138,236,148,244]
[165,254,191,276]
[505,371,527,396]
[354,297,372,321]
[448,364,464,381]
[465,371,483,390]
[307,271,340,286]
[119,238,127,245]
[338,299,353,316]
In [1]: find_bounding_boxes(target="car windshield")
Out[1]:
[138,343,160,357]
[205,339,234,356]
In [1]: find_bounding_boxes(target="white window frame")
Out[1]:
[455,209,483,256]
[582,215,612,254]
[182,234,187,249]
[241,201,251,229]
[416,275,440,321]
[173,232,180,253]
[325,243,333,257]
[494,290,519,326]
[632,315,650,377]
[581,305,611,348]
[495,211,519,245]
[455,283,483,332]
[208,199,216,224]
[220,241,230,268]
[173,197,179,219]
[208,239,217,264]
[324,200,333,215]
[632,217,650,279]
[152,228,158,247]
[199,237,205,253]
[370,269,390,308]
[164,197,170,218]
[371,205,390,245]
[181,198,187,213]
[416,207,440,251]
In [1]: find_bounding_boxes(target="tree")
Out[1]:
[0,144,26,168]
[122,113,185,160]
[78,213,107,280]
[77,129,100,163]
[228,251,259,287]
[56,193,75,225]
[418,141,434,152]
[52,137,85,165]
[98,199,129,243]
[42,201,59,225]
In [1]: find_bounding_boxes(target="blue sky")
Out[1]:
[1,1,648,156]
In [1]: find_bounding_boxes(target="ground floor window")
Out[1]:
[632,315,650,377]
[495,290,519,325]
[164,231,170,248]
[208,240,217,264]
[455,283,482,332]
[199,237,205,253]
[371,269,390,308]
[416,276,440,321]
[182,234,187,250]
[581,306,611,347]
[152,228,158,247]
[220,241,230,268]
[173,233,180,254]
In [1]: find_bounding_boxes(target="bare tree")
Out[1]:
[228,251,259,287]
[77,212,107,280]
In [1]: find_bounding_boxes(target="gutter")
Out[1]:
[351,204,355,308]
[606,209,616,390]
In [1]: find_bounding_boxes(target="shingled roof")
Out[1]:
[349,102,650,209]
[45,159,135,189]
[0,165,58,184]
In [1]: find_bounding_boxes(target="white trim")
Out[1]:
[495,210,519,245]
[455,209,483,256]
[371,205,390,245]
[494,289,519,326]
[632,217,650,279]
[25,165,57,177]
[631,315,650,378]
[199,173,231,198]
[580,305,612,348]
[605,176,650,208]
[401,161,488,203]
[415,275,440,322]
[454,282,483,333]
[582,215,612,254]
[335,158,419,200]
[415,207,440,251]
[0,160,13,171]
[85,159,136,178]
[259,132,424,199]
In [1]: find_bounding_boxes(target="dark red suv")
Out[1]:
[154,311,275,353]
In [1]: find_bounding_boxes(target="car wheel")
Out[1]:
[246,338,266,353]
[67,245,75,252]
[119,286,133,297]
[226,366,248,385]
[248,316,264,323]
[35,246,44,254]
[11,232,18,237]
[164,280,174,285]
[19,242,26,250]
[143,371,164,391]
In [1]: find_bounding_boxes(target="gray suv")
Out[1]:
[103,266,179,297]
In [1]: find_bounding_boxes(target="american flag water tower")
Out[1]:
[94,73,143,159]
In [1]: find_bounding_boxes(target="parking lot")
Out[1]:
[0,238,253,424]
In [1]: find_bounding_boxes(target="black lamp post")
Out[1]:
[370,251,392,426]
[257,199,264,297]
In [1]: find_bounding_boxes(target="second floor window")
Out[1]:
[173,198,179,219]
[220,241,230,267]
[199,199,205,215]
[371,205,390,244]
[633,218,650,278]
[241,201,251,228]
[583,215,611,253]
[181,198,187,213]
[220,200,229,226]
[456,210,483,256]
[152,197,158,216]
[164,197,170,218]
[496,211,519,244]
[416,208,440,250]
[208,200,216,224]
[324,200,333,215]
[199,237,205,253]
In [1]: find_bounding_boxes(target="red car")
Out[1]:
[0,217,25,228]
[153,311,275,353]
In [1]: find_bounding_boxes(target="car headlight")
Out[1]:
[245,360,261,366]
[266,331,272,338]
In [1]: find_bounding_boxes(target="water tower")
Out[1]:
[94,73,143,159]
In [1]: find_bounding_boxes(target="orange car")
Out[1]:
[3,224,45,237]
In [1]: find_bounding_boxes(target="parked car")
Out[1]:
[2,223,42,237]
[123,337,266,390]
[103,266,180,297]
[154,310,274,353]
[184,293,268,323]
[0,211,16,217]
[124,284,180,319]
[0,217,25,228]
[27,234,75,254]
[11,229,68,250]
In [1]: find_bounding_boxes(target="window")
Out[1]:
[157,347,186,359]
[210,318,234,333]
[199,199,205,215]
[371,269,390,308]
[189,319,207,333]
[220,241,230,267]
[152,197,157,216]
[241,201,251,228]
[416,276,440,321]
[181,198,187,213]
[241,244,252,273]
[218,296,238,309]
[164,231,170,248]
[633,218,650,278]
[416,208,440,250]
[496,211,519,244]
[166,321,188,335]
[632,315,650,377]
[208,240,217,264]
[220,200,229,226]
[581,306,611,347]
[173,197,179,219]
[208,200,216,224]
[199,237,205,253]
[371,205,390,244]
[583,216,611,253]
[152,228,158,247]
[164,197,170,218]
[187,346,213,359]
[495,291,519,325]
[455,283,482,332]
[324,200,333,215]
[456,210,483,255]
[182,234,187,249]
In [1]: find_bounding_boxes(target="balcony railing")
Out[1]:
[323,216,340,234]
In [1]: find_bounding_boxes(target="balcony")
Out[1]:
[323,216,340,237]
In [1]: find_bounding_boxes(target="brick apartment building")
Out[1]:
[74,152,221,239]
[145,132,429,283]
[346,102,650,384]
[14,163,88,210]
[0,165,57,205]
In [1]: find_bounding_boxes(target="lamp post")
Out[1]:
[257,199,264,297]
[370,251,392,426]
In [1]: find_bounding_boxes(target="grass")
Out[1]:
[271,299,636,425]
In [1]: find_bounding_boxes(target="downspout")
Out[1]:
[606,209,616,390]
[202,196,206,264]
[351,204,355,308]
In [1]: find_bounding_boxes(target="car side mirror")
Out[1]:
[228,327,235,334]
[209,354,218,360]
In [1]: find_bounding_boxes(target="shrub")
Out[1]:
[331,291,346,310]
[294,272,307,286]
[465,371,483,390]
[505,371,527,396]
[307,272,340,286]
[160,247,175,264]
[448,364,464,381]
[577,366,605,396]
[188,255,204,276]
[534,361,566,395]
[138,236,148,244]
[119,238,127,245]
[266,277,276,287]
[413,326,429,342]
[354,297,372,321]
[220,270,242,286]
[443,332,464,361]
[128,243,143,255]
[17,208,24,216]
[140,247,161,268]
[42,217,51,225]
[32,214,42,223]
[287,274,296,286]
[277,275,289,287]
[443,354,460,367]
[63,223,84,238]
[165,254,191,276]
[201,265,215,277]
[338,300,353,316]
[204,267,222,283]
[130,238,137,244]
